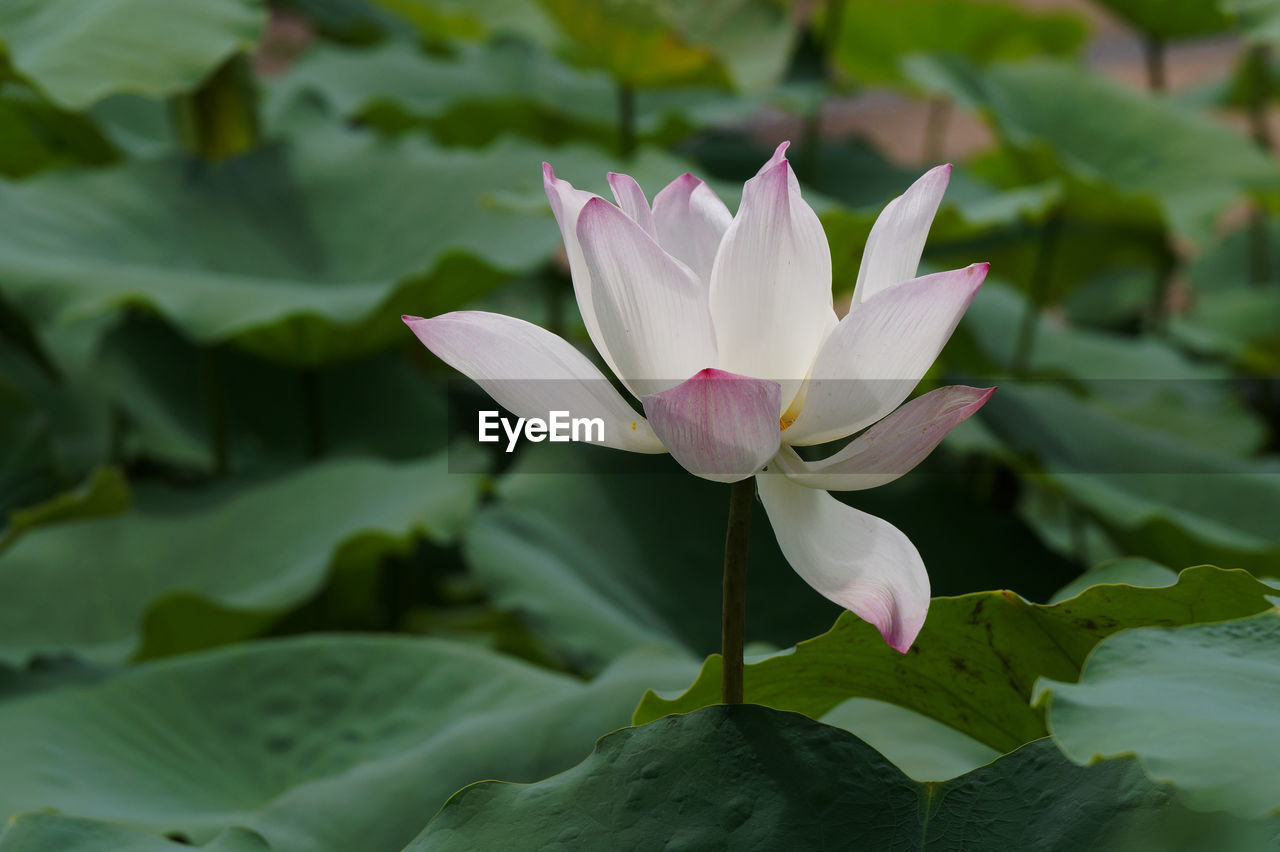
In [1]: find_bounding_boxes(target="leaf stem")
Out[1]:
[200,347,229,476]
[922,97,952,165]
[721,477,754,704]
[170,53,261,161]
[302,368,326,459]
[617,83,636,159]
[1246,44,1273,286]
[1144,36,1166,94]
[1011,205,1064,377]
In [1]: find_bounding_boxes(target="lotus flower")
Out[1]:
[404,143,992,653]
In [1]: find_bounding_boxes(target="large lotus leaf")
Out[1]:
[0,0,267,110]
[537,0,796,91]
[0,452,484,665]
[823,0,1087,89]
[1036,611,1280,818]
[0,127,695,367]
[409,704,1279,851]
[980,384,1280,578]
[266,39,762,148]
[959,282,1268,455]
[633,566,1275,752]
[1094,0,1230,39]
[0,636,697,852]
[909,58,1278,244]
[267,39,617,144]
[0,815,270,852]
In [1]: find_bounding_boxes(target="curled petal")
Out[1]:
[607,172,656,237]
[757,472,929,652]
[643,369,781,483]
[577,197,717,396]
[651,172,732,284]
[777,386,995,490]
[852,164,952,308]
[709,148,836,398]
[785,263,987,446]
[543,163,618,374]
[403,312,665,453]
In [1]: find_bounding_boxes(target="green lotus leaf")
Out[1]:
[634,566,1275,751]
[0,452,484,664]
[0,0,267,110]
[409,704,1278,851]
[0,636,696,852]
[1036,610,1280,818]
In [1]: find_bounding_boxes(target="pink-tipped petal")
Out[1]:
[607,172,656,237]
[709,153,836,399]
[402,312,665,453]
[777,386,995,490]
[755,140,791,176]
[785,263,987,446]
[757,471,929,652]
[852,164,952,308]
[577,197,717,396]
[651,172,732,284]
[543,163,619,375]
[642,368,781,483]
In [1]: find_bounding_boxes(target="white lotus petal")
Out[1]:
[709,148,835,401]
[543,163,620,375]
[642,368,781,483]
[757,471,930,653]
[777,386,995,490]
[852,164,952,308]
[403,312,665,453]
[651,172,732,284]
[577,197,717,396]
[785,264,987,446]
[608,172,656,237]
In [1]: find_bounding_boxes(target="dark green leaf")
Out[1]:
[0,815,271,852]
[634,566,1275,751]
[410,704,1277,851]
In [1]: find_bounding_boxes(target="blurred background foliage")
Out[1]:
[1,0,1279,849]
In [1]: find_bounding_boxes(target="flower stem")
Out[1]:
[721,477,754,704]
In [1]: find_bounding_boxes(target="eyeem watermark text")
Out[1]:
[478,410,605,452]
